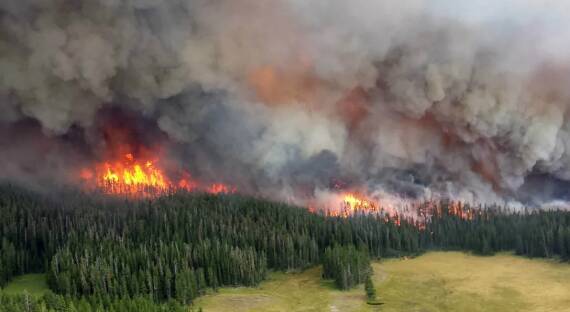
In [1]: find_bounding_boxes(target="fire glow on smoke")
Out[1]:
[4,1,570,212]
[74,122,481,221]
[77,147,390,217]
[77,151,481,225]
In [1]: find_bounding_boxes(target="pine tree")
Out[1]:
[365,275,376,301]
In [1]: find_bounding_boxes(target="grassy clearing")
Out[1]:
[194,267,368,312]
[2,274,49,297]
[195,252,570,312]
[375,252,570,312]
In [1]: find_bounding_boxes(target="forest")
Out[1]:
[0,183,569,311]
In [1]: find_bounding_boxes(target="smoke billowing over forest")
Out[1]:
[2,0,570,208]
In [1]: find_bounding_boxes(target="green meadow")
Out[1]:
[195,252,570,312]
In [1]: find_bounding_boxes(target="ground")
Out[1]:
[194,252,570,312]
[194,267,365,312]
[375,252,570,312]
[3,253,569,311]
[2,274,48,297]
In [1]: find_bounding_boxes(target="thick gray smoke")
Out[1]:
[2,0,570,207]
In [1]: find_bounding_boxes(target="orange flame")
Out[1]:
[80,153,235,197]
[325,192,382,218]
[102,153,168,188]
[343,193,376,211]
[207,183,236,194]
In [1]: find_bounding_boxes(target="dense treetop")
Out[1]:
[0,184,568,310]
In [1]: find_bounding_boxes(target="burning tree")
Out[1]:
[79,151,235,198]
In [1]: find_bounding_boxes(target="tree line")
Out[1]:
[322,245,370,290]
[0,291,190,312]
[0,184,569,308]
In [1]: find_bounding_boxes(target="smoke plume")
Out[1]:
[2,0,570,207]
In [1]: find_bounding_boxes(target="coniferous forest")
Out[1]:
[0,184,569,311]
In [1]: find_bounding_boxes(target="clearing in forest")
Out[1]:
[195,251,570,312]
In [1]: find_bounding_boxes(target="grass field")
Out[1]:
[2,274,49,297]
[376,252,570,312]
[194,267,367,312]
[195,252,570,312]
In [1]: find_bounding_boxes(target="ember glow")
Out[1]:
[207,183,237,195]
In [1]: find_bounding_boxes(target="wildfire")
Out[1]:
[80,153,235,197]
[207,183,236,194]
[343,193,376,211]
[327,193,480,229]
[102,153,168,188]
[313,192,406,226]
[326,192,381,217]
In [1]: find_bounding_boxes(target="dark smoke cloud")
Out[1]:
[2,0,570,208]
